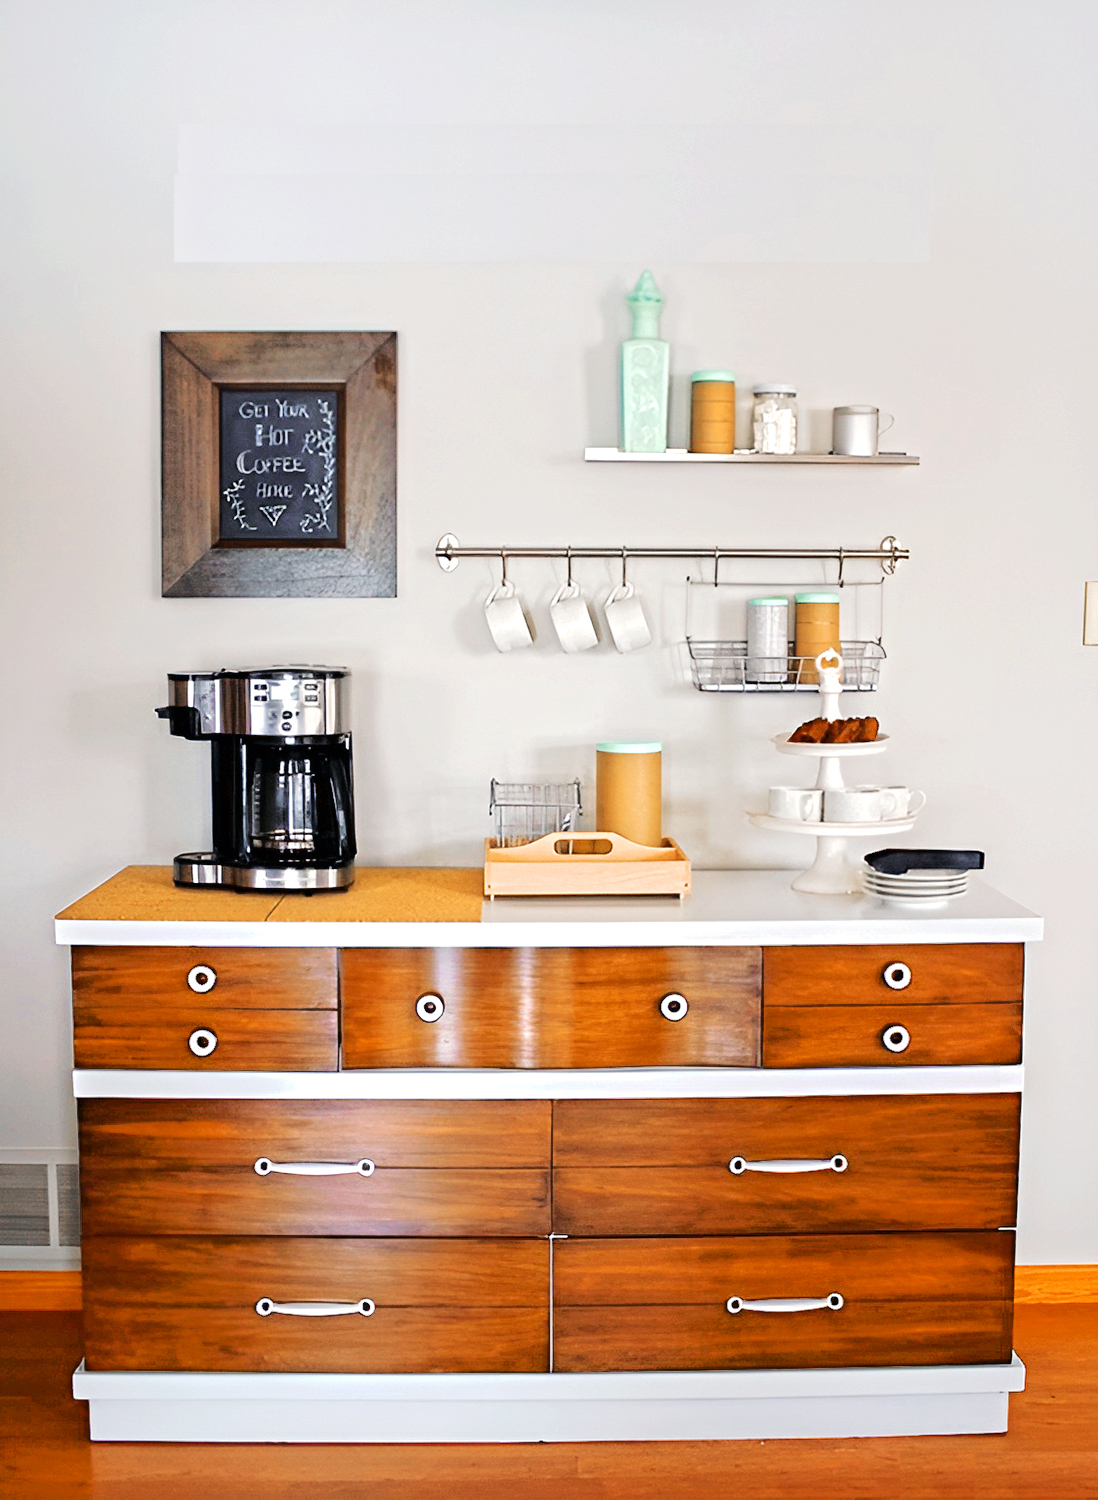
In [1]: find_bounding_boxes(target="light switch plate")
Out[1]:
[1085,583,1098,645]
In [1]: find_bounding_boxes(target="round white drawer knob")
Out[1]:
[882,962,911,991]
[187,964,217,994]
[881,1023,911,1054]
[659,993,689,1021]
[188,1027,218,1057]
[415,993,445,1023]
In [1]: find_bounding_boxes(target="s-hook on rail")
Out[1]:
[435,535,909,583]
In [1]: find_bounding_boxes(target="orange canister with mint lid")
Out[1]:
[794,592,840,684]
[689,371,735,454]
[596,742,662,848]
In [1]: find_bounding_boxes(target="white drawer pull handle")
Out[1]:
[659,993,688,1021]
[882,962,911,991]
[729,1154,848,1175]
[187,964,217,994]
[727,1293,844,1315]
[255,1298,375,1318]
[187,1027,218,1056]
[415,993,445,1023]
[881,1024,911,1053]
[254,1158,375,1177]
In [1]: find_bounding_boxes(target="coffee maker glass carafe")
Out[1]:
[158,667,356,891]
[242,742,354,862]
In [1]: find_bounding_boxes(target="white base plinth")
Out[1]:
[74,1359,1025,1443]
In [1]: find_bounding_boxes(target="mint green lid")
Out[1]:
[691,370,735,382]
[597,742,662,754]
[749,596,789,606]
[795,592,840,604]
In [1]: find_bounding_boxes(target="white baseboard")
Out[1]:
[74,1357,1026,1444]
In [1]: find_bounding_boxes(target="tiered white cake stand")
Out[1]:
[747,652,919,895]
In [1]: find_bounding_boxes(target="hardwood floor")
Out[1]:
[2,1307,1097,1498]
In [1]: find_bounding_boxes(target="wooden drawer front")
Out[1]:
[763,1002,1022,1068]
[79,1099,551,1237]
[534,947,759,1068]
[82,1237,548,1373]
[341,949,526,1068]
[72,946,338,1009]
[764,944,1023,1008]
[72,1005,338,1071]
[341,947,760,1069]
[553,1231,1013,1372]
[552,1095,1019,1235]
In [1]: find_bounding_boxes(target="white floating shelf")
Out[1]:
[585,448,919,466]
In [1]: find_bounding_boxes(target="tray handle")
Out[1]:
[488,830,680,864]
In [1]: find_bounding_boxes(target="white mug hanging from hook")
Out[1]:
[484,550,534,652]
[550,547,599,652]
[604,547,652,653]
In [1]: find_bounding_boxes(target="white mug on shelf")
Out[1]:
[823,786,885,823]
[832,405,895,457]
[604,580,652,653]
[484,578,534,652]
[769,786,823,822]
[550,580,598,653]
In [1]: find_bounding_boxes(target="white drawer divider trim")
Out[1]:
[73,1065,1024,1101]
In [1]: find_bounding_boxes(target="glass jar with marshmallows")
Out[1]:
[752,385,798,455]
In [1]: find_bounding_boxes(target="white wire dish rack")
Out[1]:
[687,639,885,693]
[489,780,583,848]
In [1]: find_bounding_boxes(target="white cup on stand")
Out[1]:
[484,562,534,653]
[872,786,927,818]
[826,786,926,822]
[824,786,885,823]
[769,786,823,822]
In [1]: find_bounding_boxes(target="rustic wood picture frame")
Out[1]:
[161,331,396,597]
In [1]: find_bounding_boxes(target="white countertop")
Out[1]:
[55,869,1042,948]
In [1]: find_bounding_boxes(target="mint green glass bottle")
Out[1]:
[620,270,669,453]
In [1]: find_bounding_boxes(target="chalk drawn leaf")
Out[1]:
[300,398,336,534]
[223,477,256,531]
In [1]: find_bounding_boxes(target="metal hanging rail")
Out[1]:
[435,534,909,575]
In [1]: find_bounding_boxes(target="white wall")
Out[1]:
[2,0,1096,1261]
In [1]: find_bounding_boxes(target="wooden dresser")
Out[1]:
[56,866,1040,1443]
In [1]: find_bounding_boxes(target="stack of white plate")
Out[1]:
[862,866,969,904]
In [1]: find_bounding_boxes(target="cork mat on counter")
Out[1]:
[269,867,484,923]
[55,866,284,923]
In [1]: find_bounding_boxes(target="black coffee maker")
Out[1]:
[157,667,356,891]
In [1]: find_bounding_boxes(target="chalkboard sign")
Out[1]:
[163,332,395,597]
[218,389,341,543]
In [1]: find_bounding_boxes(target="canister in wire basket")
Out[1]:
[794,593,841,683]
[746,596,789,683]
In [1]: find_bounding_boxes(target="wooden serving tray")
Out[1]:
[483,832,691,899]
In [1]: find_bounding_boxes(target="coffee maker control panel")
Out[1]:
[161,668,348,739]
[248,677,333,737]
